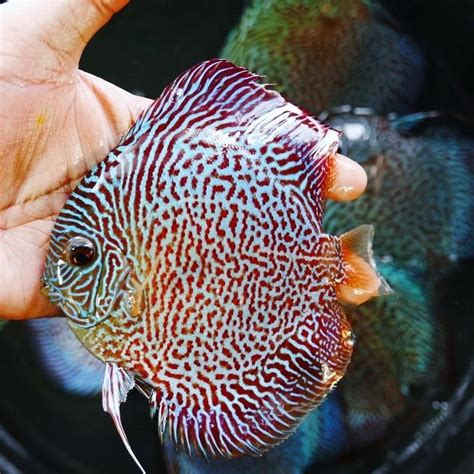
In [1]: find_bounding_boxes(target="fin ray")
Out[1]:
[337,225,392,305]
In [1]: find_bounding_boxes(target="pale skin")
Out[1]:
[0,0,367,321]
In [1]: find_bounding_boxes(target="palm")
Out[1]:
[0,0,151,319]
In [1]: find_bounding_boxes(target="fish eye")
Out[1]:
[66,237,96,267]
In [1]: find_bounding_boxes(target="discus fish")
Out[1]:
[222,0,425,115]
[41,60,387,471]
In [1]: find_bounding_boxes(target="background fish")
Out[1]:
[221,0,425,114]
[28,317,104,396]
[336,262,441,448]
[324,109,474,267]
[41,59,385,471]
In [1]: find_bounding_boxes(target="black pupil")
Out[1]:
[69,240,95,266]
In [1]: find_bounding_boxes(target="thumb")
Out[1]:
[1,0,129,72]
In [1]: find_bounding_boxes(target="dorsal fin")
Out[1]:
[120,59,340,220]
[390,111,474,136]
[125,58,339,149]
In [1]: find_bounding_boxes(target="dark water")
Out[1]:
[0,1,473,473]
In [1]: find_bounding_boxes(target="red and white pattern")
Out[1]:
[46,60,353,459]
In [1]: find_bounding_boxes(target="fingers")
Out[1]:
[54,0,130,64]
[0,294,62,321]
[2,0,129,71]
[0,262,62,320]
[327,153,367,201]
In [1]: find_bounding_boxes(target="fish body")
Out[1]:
[42,60,384,467]
[165,261,439,474]
[222,0,425,115]
[338,261,441,448]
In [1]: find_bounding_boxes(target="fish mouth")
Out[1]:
[39,277,50,298]
[40,277,62,304]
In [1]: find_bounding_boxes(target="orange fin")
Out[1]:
[336,225,392,305]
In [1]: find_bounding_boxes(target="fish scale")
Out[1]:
[42,59,385,470]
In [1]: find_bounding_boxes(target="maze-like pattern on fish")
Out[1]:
[44,60,354,457]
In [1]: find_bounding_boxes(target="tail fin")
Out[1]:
[336,225,392,305]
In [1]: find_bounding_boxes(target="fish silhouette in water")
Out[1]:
[222,0,425,114]
[336,262,442,449]
[324,109,474,267]
[41,60,388,471]
[28,317,104,396]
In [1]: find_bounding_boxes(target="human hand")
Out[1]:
[0,0,366,321]
[0,0,152,319]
